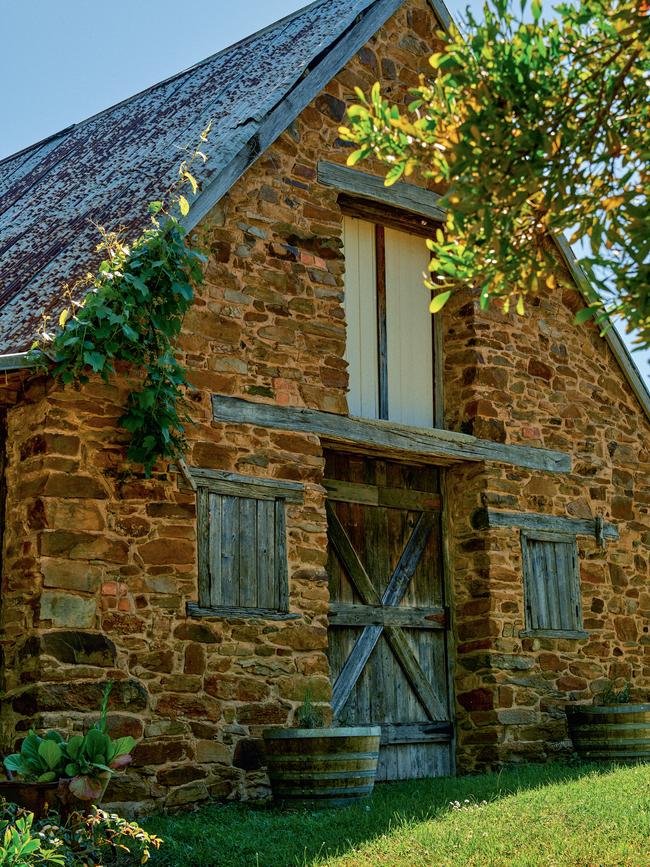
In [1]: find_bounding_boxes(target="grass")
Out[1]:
[144,762,650,866]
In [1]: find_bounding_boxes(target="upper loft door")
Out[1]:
[343,215,435,428]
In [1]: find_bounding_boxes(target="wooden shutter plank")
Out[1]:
[238,497,258,609]
[197,488,211,608]
[220,495,240,607]
[256,498,274,610]
[542,540,562,630]
[275,499,289,612]
[554,542,573,630]
[208,492,223,608]
[376,224,389,420]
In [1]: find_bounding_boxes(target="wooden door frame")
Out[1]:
[324,452,457,775]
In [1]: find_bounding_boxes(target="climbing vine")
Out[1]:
[32,124,212,475]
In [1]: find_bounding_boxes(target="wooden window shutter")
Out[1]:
[520,530,586,638]
[192,470,303,617]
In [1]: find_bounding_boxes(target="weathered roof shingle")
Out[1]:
[0,0,377,353]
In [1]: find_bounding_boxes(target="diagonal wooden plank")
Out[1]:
[384,626,447,721]
[326,501,381,605]
[382,511,436,606]
[331,624,383,718]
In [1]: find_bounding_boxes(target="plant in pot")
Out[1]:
[0,730,68,819]
[566,680,650,763]
[263,690,381,809]
[1,682,137,817]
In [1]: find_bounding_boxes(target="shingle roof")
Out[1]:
[0,0,384,354]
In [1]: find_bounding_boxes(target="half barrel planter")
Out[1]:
[263,726,381,808]
[566,703,650,762]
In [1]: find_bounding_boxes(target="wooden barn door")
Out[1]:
[325,451,453,780]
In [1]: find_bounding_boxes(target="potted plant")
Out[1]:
[263,691,381,808]
[1,682,137,816]
[0,730,68,819]
[566,681,650,762]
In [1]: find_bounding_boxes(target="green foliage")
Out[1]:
[295,689,325,729]
[3,683,137,801]
[3,731,67,784]
[340,0,649,346]
[0,799,162,866]
[0,809,65,866]
[600,680,631,705]
[32,125,212,475]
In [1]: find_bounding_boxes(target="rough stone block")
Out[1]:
[40,593,96,628]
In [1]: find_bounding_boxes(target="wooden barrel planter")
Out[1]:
[566,703,650,762]
[263,726,381,808]
[0,780,62,819]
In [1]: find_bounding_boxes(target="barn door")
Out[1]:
[326,452,453,780]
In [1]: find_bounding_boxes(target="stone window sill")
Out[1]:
[187,602,300,621]
[519,628,588,640]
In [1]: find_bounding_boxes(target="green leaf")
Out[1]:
[83,351,105,372]
[66,735,84,760]
[38,738,62,770]
[430,290,452,313]
[574,307,595,324]
[531,0,542,21]
[178,195,190,217]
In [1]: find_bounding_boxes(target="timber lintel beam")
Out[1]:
[211,394,571,474]
[317,160,446,223]
[471,507,618,540]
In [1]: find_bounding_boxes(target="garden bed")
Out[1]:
[144,762,650,866]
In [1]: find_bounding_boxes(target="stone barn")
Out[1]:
[0,0,649,813]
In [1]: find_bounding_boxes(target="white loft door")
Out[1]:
[343,215,434,427]
[342,216,378,419]
[385,227,433,427]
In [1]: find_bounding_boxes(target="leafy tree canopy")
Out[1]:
[340,0,649,347]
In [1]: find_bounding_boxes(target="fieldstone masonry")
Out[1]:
[0,0,648,811]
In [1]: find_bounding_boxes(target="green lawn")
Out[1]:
[145,763,650,867]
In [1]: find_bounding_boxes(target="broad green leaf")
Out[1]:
[38,738,62,769]
[430,290,452,313]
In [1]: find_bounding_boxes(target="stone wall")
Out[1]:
[0,0,448,812]
[0,0,648,811]
[444,281,650,772]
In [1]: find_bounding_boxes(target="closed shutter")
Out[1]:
[342,216,378,419]
[385,226,434,428]
[193,470,303,616]
[521,530,583,634]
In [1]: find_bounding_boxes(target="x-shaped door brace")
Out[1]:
[327,502,447,721]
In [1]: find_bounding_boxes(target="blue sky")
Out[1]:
[2,0,648,381]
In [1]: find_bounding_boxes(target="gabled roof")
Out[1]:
[1,0,449,354]
[0,0,648,421]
